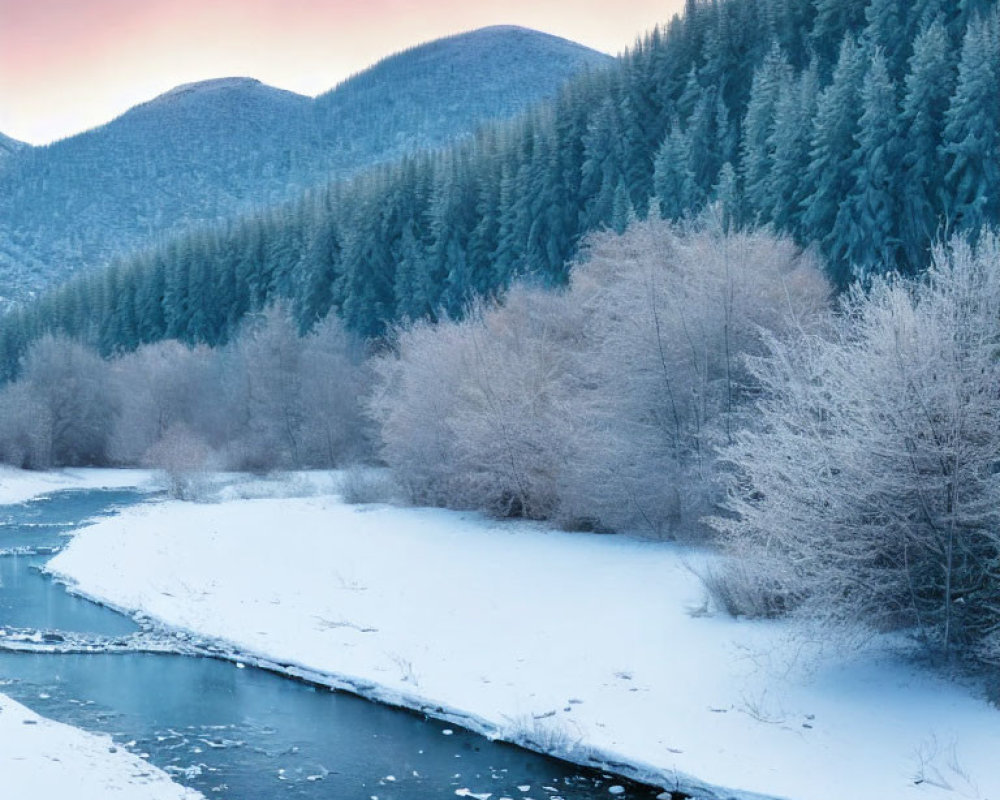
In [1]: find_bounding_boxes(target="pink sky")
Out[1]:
[0,0,683,145]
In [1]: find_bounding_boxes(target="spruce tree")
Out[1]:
[830,49,902,277]
[801,36,866,285]
[810,0,869,76]
[941,11,1000,239]
[899,21,956,271]
[653,123,695,221]
[740,43,792,224]
[864,0,909,79]
[767,64,819,236]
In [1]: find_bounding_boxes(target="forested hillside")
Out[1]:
[0,27,610,305]
[3,0,996,375]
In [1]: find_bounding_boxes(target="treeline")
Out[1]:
[4,0,996,378]
[0,309,369,478]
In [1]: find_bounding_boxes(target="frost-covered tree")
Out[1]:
[371,220,829,535]
[715,232,1000,665]
[5,336,116,467]
[560,219,828,534]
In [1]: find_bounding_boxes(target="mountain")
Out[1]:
[313,26,612,163]
[0,133,27,159]
[0,27,611,304]
[12,0,998,369]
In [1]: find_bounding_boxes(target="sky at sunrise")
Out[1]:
[1,0,685,145]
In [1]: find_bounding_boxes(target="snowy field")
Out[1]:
[36,475,1000,800]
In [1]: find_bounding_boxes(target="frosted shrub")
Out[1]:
[338,467,400,505]
[0,306,371,473]
[3,335,116,468]
[142,422,215,501]
[109,341,219,466]
[371,289,582,518]
[714,232,1000,665]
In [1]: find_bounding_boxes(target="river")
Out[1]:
[0,488,668,800]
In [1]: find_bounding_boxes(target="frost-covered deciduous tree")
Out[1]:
[222,305,369,470]
[298,314,371,467]
[109,340,219,465]
[371,219,830,535]
[3,336,117,468]
[562,219,829,535]
[370,288,583,519]
[0,305,370,474]
[714,232,1000,665]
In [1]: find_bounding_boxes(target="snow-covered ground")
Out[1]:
[43,483,1000,800]
[0,691,201,799]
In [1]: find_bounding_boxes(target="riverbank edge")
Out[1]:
[44,569,777,800]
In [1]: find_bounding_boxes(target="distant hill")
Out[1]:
[314,26,613,164]
[0,26,611,304]
[0,132,27,159]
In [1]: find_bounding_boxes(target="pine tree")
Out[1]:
[653,123,695,221]
[712,161,741,232]
[295,216,342,331]
[740,43,792,223]
[899,21,956,271]
[801,36,866,284]
[864,0,909,79]
[580,96,625,229]
[767,64,819,236]
[685,87,723,209]
[941,11,1000,239]
[810,0,869,76]
[830,49,903,276]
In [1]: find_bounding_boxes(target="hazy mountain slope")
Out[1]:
[0,27,611,303]
[314,26,612,165]
[0,133,27,159]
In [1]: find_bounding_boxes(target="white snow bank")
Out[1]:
[0,466,157,506]
[0,693,201,800]
[50,494,1000,800]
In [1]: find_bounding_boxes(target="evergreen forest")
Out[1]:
[2,0,998,377]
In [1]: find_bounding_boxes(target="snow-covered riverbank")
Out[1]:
[0,693,202,800]
[44,481,1000,800]
[0,466,157,506]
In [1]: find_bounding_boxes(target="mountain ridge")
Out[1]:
[133,76,308,112]
[0,26,612,304]
[0,132,27,158]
